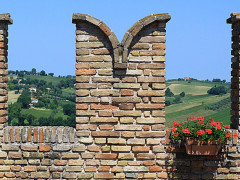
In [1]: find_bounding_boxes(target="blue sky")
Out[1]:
[2,0,240,81]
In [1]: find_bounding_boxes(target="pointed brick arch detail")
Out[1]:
[72,14,120,64]
[121,13,171,63]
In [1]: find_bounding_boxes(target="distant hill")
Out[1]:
[165,80,231,126]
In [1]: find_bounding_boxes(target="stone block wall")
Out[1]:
[0,12,239,179]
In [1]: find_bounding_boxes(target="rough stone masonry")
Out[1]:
[0,12,239,179]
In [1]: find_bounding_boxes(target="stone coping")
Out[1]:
[0,13,13,24]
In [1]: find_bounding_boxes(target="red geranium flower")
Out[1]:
[233,133,238,138]
[197,130,205,135]
[224,125,230,129]
[182,128,190,134]
[173,121,182,127]
[173,133,179,137]
[210,120,217,127]
[192,116,197,121]
[215,122,221,130]
[197,116,204,121]
[226,132,231,138]
[198,120,204,124]
[171,128,177,131]
[206,129,212,134]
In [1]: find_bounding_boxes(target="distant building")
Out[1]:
[29,87,37,93]
[31,98,38,104]
[184,77,190,81]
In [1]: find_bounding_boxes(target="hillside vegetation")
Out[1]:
[8,70,231,127]
[165,80,231,126]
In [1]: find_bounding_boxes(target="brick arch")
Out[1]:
[72,14,120,64]
[121,13,171,63]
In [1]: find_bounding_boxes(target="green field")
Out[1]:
[24,75,72,86]
[21,108,68,120]
[62,88,76,96]
[165,80,231,126]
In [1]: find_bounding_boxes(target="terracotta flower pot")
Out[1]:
[185,138,221,155]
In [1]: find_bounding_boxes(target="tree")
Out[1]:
[165,88,174,97]
[63,103,75,116]
[27,114,35,125]
[17,90,31,108]
[173,96,182,104]
[17,71,24,79]
[31,68,37,75]
[40,70,46,76]
[207,86,228,95]
[48,73,54,77]
[165,100,171,106]
[180,91,185,97]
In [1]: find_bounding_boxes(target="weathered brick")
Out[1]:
[2,144,19,151]
[87,145,101,152]
[138,63,165,69]
[136,104,165,110]
[137,117,165,124]
[30,172,50,178]
[90,104,118,110]
[114,125,142,131]
[108,138,126,145]
[76,110,96,116]
[121,131,135,138]
[76,62,89,69]
[139,36,166,43]
[138,90,164,96]
[132,146,150,152]
[62,153,79,159]
[91,89,119,96]
[113,83,140,89]
[136,131,165,137]
[24,166,36,172]
[76,90,89,97]
[98,69,112,76]
[99,110,112,117]
[94,173,114,179]
[137,153,155,160]
[77,173,93,179]
[120,117,134,123]
[140,50,165,56]
[121,90,133,96]
[90,62,112,68]
[127,139,145,145]
[95,153,117,159]
[76,49,90,55]
[119,103,134,110]
[90,117,118,123]
[76,42,104,49]
[113,110,141,117]
[99,125,113,130]
[21,145,38,151]
[111,146,131,152]
[118,153,134,160]
[76,69,96,75]
[8,152,22,159]
[92,131,120,137]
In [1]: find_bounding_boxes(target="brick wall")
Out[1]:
[0,12,239,179]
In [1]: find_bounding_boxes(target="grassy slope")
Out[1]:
[24,75,69,86]
[165,81,231,126]
[8,90,21,104]
[21,108,68,120]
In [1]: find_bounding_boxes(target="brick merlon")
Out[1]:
[0,13,13,24]
[227,13,240,24]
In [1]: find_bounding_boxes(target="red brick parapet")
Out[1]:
[0,12,239,179]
